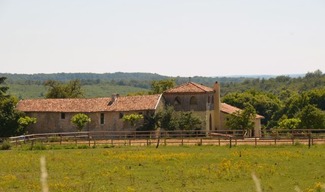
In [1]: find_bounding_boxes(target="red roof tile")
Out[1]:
[17,94,162,113]
[164,82,214,94]
[221,103,264,119]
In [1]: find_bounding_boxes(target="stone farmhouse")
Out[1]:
[16,81,263,137]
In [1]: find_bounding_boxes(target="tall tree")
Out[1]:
[222,90,282,127]
[156,106,179,130]
[296,105,325,129]
[178,112,202,130]
[0,77,9,99]
[44,79,84,98]
[306,88,325,110]
[0,77,23,137]
[150,79,176,94]
[226,103,256,137]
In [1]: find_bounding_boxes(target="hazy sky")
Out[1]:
[1,0,324,77]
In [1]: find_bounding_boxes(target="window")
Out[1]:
[119,112,124,119]
[190,96,198,105]
[61,113,65,119]
[208,96,210,103]
[174,96,181,105]
[100,113,105,125]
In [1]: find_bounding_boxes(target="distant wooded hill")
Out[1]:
[1,70,324,99]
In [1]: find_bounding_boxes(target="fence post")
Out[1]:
[229,137,232,148]
[31,140,34,150]
[88,133,91,147]
[156,137,160,148]
[255,137,257,147]
[181,130,184,146]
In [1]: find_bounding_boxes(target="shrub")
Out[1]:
[77,145,89,149]
[31,142,46,150]
[0,140,11,150]
[103,144,114,148]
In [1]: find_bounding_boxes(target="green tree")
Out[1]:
[222,90,282,127]
[178,112,202,130]
[226,103,256,137]
[148,106,203,131]
[44,79,84,98]
[0,77,9,99]
[0,77,25,137]
[17,116,37,134]
[305,69,323,79]
[138,113,158,131]
[71,113,91,131]
[150,79,176,94]
[296,105,325,129]
[0,96,22,137]
[122,114,144,128]
[156,106,179,130]
[155,106,202,131]
[278,117,301,129]
[282,93,309,118]
[306,88,325,110]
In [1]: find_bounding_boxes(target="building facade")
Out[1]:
[163,81,220,132]
[16,81,263,136]
[17,94,164,133]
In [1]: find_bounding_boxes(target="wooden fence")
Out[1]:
[8,129,325,148]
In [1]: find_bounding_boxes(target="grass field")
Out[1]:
[0,144,325,192]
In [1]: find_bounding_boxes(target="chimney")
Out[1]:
[108,93,119,106]
[213,81,221,130]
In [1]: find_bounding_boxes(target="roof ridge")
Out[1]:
[189,82,209,92]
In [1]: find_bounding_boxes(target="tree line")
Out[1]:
[3,70,324,99]
[2,72,254,98]
[222,70,325,129]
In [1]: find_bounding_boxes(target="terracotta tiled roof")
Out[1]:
[17,94,162,113]
[164,82,214,94]
[221,103,264,119]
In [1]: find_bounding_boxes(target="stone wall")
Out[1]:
[163,93,215,112]
[25,110,155,133]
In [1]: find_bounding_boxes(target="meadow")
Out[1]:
[0,144,325,192]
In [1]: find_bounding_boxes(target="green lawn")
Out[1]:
[1,144,325,192]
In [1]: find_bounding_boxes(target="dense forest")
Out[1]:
[0,72,295,98]
[1,70,325,129]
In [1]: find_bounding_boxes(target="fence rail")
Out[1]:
[8,129,325,148]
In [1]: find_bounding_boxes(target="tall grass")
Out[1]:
[0,145,325,191]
